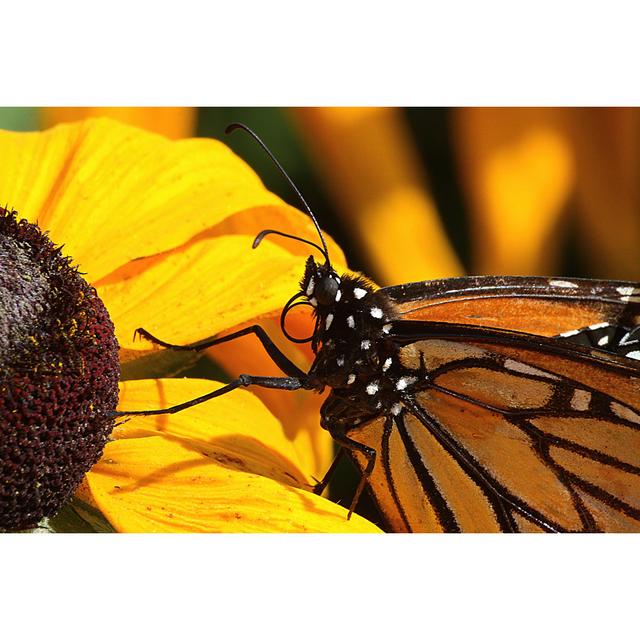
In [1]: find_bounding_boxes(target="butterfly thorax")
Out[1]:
[299,257,413,427]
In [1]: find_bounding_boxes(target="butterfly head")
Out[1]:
[301,256,341,308]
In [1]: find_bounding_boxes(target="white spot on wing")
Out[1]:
[626,350,640,360]
[325,314,333,330]
[504,359,560,380]
[559,329,580,338]
[336,356,345,367]
[361,340,371,350]
[354,288,367,299]
[382,323,392,334]
[611,401,640,424]
[382,357,392,372]
[335,289,342,302]
[597,335,609,346]
[366,382,379,395]
[347,315,355,329]
[370,307,383,319]
[588,322,610,330]
[391,403,403,415]
[616,287,640,302]
[570,389,591,411]
[347,374,356,385]
[550,279,579,289]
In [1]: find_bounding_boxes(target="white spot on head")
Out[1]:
[306,276,315,296]
[597,335,609,346]
[391,403,402,416]
[347,315,355,329]
[396,376,417,391]
[354,288,367,299]
[627,350,640,360]
[366,382,379,395]
[347,373,356,385]
[336,356,345,367]
[361,340,371,350]
[382,323,392,334]
[370,307,383,319]
[325,314,333,330]
[382,357,392,372]
[335,289,342,302]
[550,279,579,289]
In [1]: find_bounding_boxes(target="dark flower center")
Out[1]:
[0,208,120,531]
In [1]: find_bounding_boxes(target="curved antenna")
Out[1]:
[253,228,328,260]
[280,291,316,344]
[225,122,331,266]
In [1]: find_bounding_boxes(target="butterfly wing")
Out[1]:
[344,304,640,532]
[384,275,640,336]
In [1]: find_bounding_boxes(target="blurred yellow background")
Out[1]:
[3,106,637,286]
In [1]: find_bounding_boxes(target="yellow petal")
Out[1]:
[210,314,333,479]
[0,118,293,282]
[84,376,379,532]
[41,107,196,139]
[571,108,640,279]
[292,107,463,285]
[87,439,379,532]
[453,108,575,275]
[114,378,307,484]
[100,234,313,352]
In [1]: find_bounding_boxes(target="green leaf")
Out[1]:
[46,497,115,533]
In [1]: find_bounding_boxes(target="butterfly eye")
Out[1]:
[315,277,339,306]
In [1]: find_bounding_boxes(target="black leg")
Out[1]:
[312,447,346,496]
[327,429,377,520]
[135,324,307,378]
[113,374,305,417]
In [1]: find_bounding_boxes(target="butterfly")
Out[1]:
[118,123,640,533]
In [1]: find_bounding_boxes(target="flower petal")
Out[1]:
[86,436,381,532]
[293,107,463,285]
[41,107,196,139]
[0,118,296,282]
[98,234,308,352]
[88,377,378,532]
[210,314,333,479]
[114,378,307,484]
[453,108,575,275]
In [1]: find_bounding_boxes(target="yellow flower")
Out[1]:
[0,117,380,533]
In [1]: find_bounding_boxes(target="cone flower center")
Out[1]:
[0,208,120,530]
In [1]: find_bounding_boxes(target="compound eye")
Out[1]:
[315,277,339,306]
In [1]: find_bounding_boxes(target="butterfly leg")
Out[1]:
[324,428,377,519]
[135,325,306,377]
[312,447,346,496]
[113,374,305,417]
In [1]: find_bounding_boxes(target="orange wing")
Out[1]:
[385,275,640,336]
[347,323,640,532]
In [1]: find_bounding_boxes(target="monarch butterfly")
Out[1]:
[119,123,640,533]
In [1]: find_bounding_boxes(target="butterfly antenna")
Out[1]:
[225,122,331,266]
